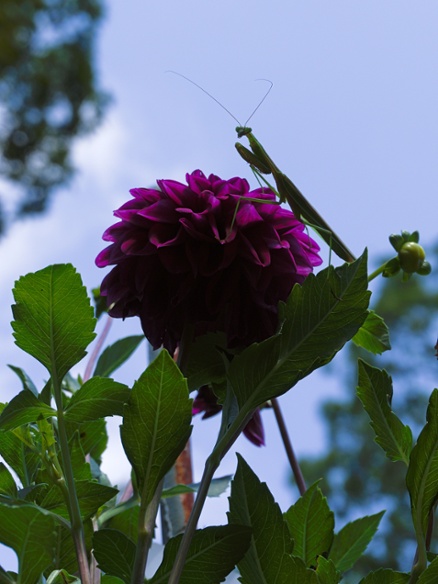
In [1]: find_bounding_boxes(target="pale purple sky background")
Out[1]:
[1,1,437,570]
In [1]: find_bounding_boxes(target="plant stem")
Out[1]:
[83,315,112,381]
[168,454,219,584]
[368,263,387,282]
[168,403,256,583]
[271,397,306,496]
[131,478,164,584]
[56,405,91,584]
[53,371,90,584]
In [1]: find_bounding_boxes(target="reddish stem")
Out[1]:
[271,397,307,497]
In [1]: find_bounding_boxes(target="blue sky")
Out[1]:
[1,0,438,571]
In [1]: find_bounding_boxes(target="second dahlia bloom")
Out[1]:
[96,170,322,352]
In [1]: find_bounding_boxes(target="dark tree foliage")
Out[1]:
[299,242,438,582]
[0,0,108,234]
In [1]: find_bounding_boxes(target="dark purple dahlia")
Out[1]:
[96,170,322,352]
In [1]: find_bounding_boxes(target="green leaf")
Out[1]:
[228,252,369,409]
[315,557,341,584]
[0,464,17,498]
[0,565,15,584]
[93,335,144,378]
[65,378,130,422]
[148,525,252,584]
[284,481,334,567]
[93,528,136,583]
[184,332,228,391]
[68,433,92,481]
[7,365,38,396]
[329,511,384,573]
[101,578,126,584]
[11,264,96,380]
[228,454,297,583]
[352,310,391,354]
[0,390,56,431]
[357,360,412,464]
[359,568,410,583]
[120,350,192,507]
[0,417,41,486]
[48,520,93,576]
[417,556,438,583]
[105,505,140,542]
[74,418,108,465]
[39,480,118,519]
[0,502,57,584]
[406,389,438,538]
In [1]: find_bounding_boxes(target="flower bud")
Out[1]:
[398,242,426,273]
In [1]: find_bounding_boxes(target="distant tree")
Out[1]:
[0,0,108,234]
[298,242,438,582]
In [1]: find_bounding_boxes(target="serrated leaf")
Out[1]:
[0,502,57,584]
[0,390,56,431]
[406,389,438,538]
[93,335,144,378]
[357,360,412,464]
[228,252,369,410]
[101,577,125,584]
[417,556,438,583]
[359,568,410,583]
[352,310,391,354]
[329,511,384,573]
[11,264,96,380]
[149,525,252,584]
[120,350,192,507]
[7,365,38,396]
[315,556,341,584]
[93,528,136,583]
[228,454,296,583]
[65,378,130,422]
[284,481,334,567]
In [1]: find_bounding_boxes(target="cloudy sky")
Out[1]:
[1,0,438,571]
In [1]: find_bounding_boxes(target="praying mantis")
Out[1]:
[169,72,356,264]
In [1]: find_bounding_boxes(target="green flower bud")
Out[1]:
[398,242,426,273]
[417,261,432,276]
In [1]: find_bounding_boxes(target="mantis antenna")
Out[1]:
[166,70,273,128]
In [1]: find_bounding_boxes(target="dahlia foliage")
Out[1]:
[2,154,434,584]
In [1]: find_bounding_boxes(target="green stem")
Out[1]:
[131,478,164,583]
[409,520,428,584]
[168,402,256,584]
[168,454,219,584]
[368,263,387,282]
[54,379,91,584]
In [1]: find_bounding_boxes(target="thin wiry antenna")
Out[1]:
[167,71,274,129]
[166,70,241,125]
[244,79,273,127]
